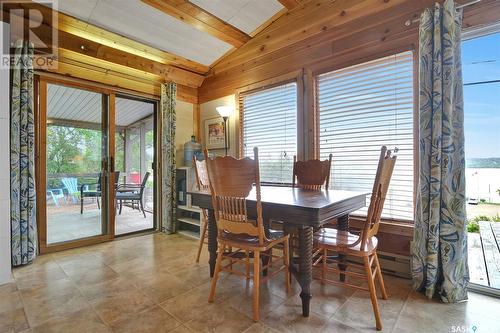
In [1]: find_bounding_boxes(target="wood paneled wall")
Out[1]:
[199,0,500,103]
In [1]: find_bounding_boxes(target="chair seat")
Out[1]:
[220,229,287,250]
[116,192,140,200]
[82,190,101,197]
[315,227,378,255]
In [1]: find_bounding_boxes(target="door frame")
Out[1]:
[36,74,160,253]
[114,92,159,237]
[36,75,116,253]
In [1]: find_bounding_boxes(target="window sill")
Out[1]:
[348,216,414,237]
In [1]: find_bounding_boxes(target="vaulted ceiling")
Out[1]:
[32,0,298,68]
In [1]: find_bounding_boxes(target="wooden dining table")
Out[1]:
[189,186,367,317]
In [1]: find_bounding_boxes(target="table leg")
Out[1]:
[207,209,217,277]
[298,227,313,317]
[337,214,349,282]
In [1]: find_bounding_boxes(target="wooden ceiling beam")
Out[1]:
[141,0,250,47]
[3,9,205,88]
[1,0,209,74]
[55,28,205,88]
[278,0,302,10]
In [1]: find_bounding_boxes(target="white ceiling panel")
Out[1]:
[43,0,233,65]
[36,0,99,22]
[47,84,155,127]
[115,97,154,127]
[191,0,284,34]
[47,84,102,124]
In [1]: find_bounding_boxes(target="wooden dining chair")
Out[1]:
[287,154,333,255]
[313,146,397,331]
[193,156,210,263]
[292,154,333,190]
[205,147,290,321]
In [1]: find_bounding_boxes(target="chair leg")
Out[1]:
[283,238,291,292]
[139,199,146,218]
[322,248,327,284]
[364,255,382,331]
[196,220,207,263]
[80,197,84,214]
[97,197,100,210]
[374,253,388,300]
[119,200,123,215]
[253,250,261,322]
[208,243,225,303]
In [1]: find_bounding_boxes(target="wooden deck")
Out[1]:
[468,221,500,288]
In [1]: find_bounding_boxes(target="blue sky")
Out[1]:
[462,32,500,159]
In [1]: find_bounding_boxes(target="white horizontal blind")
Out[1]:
[241,82,297,184]
[317,51,414,220]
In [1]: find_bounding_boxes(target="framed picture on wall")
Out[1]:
[204,117,227,150]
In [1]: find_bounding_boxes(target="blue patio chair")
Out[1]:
[61,177,80,203]
[46,189,65,207]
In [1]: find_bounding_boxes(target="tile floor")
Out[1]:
[1,233,499,333]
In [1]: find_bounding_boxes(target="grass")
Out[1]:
[467,214,500,233]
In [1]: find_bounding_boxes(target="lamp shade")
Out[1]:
[216,105,233,118]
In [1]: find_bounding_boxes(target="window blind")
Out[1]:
[241,82,297,184]
[317,51,414,221]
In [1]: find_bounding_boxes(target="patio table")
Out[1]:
[190,186,367,317]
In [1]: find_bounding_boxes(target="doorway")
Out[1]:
[37,78,158,253]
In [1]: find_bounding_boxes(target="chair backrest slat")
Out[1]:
[292,154,332,190]
[360,146,397,249]
[139,172,150,195]
[205,148,265,244]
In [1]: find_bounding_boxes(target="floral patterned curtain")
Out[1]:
[161,82,177,233]
[412,0,469,302]
[11,40,37,266]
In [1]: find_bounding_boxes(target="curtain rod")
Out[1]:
[404,0,482,26]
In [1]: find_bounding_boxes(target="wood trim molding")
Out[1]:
[36,71,198,105]
[349,216,414,238]
[141,0,250,47]
[235,69,304,96]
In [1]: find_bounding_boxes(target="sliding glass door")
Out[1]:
[38,79,115,252]
[114,95,156,235]
[37,78,158,252]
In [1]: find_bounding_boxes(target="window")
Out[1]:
[463,31,500,210]
[240,82,297,184]
[317,51,414,220]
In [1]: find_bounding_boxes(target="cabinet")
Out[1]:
[176,167,202,239]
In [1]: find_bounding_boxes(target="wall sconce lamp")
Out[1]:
[216,106,233,156]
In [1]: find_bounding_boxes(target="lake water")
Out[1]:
[466,168,500,203]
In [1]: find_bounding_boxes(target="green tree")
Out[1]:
[46,126,81,174]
